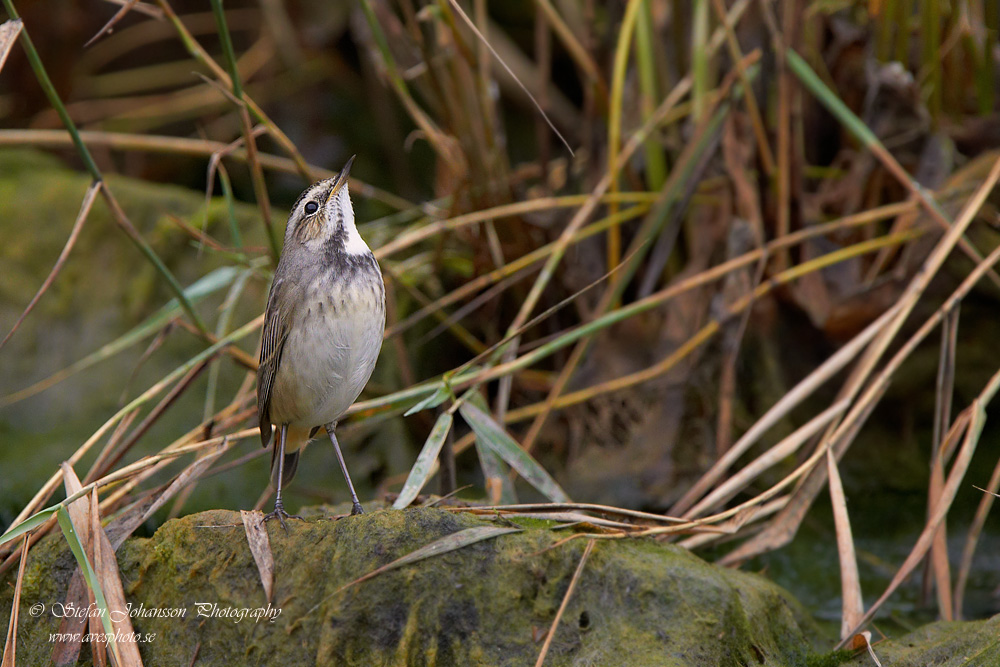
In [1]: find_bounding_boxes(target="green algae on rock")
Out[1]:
[835,615,1000,667]
[1,506,817,666]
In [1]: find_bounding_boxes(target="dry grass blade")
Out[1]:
[672,305,899,515]
[336,525,521,594]
[0,129,411,209]
[133,439,232,528]
[685,399,851,518]
[85,0,141,47]
[61,463,92,549]
[534,539,595,667]
[953,456,1000,618]
[0,180,100,352]
[725,155,1000,563]
[838,366,1000,645]
[827,449,863,641]
[1,535,29,667]
[678,498,788,550]
[240,510,274,603]
[446,0,571,156]
[88,488,144,666]
[0,317,261,557]
[0,18,22,73]
[51,572,88,665]
[928,308,959,620]
[450,503,686,525]
[57,466,120,666]
[848,632,883,666]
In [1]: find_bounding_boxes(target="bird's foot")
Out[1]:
[263,502,304,532]
[350,502,365,516]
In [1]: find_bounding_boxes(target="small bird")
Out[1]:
[256,156,385,526]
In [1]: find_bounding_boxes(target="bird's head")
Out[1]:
[283,155,368,256]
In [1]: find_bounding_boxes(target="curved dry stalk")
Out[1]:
[519,52,761,453]
[450,503,687,525]
[678,498,788,550]
[0,181,100,352]
[723,155,1000,564]
[827,449,863,640]
[374,192,658,260]
[501,230,922,423]
[534,539,595,667]
[954,455,1000,618]
[671,305,902,516]
[0,316,262,560]
[837,368,1000,645]
[684,399,851,519]
[0,129,413,211]
[0,18,23,74]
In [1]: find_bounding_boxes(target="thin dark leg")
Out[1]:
[326,422,364,515]
[264,424,303,530]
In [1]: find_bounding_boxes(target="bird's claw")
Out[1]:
[263,504,304,532]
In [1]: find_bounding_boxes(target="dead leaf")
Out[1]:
[240,510,274,603]
[827,449,863,639]
[0,19,22,75]
[338,525,520,593]
[89,489,143,666]
[849,631,882,666]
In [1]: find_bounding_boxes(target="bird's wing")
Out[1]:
[257,277,291,448]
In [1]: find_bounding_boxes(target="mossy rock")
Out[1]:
[834,615,1000,666]
[1,506,820,666]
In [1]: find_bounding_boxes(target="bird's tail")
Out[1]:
[269,426,311,489]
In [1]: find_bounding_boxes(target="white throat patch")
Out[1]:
[337,186,370,256]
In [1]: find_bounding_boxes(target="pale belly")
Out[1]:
[268,282,384,430]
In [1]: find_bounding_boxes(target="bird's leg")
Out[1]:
[326,422,365,515]
[264,424,303,530]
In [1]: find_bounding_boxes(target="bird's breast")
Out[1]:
[269,271,385,428]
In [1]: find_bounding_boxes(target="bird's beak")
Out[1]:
[326,155,356,204]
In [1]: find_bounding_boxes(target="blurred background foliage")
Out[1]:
[2,0,1000,634]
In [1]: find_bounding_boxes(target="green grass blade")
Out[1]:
[209,0,242,98]
[635,0,666,190]
[403,383,452,416]
[55,506,119,662]
[2,266,243,407]
[217,166,243,250]
[0,505,58,546]
[338,525,521,593]
[466,392,517,504]
[392,413,454,509]
[785,49,880,149]
[204,267,253,421]
[459,402,570,503]
[692,0,710,120]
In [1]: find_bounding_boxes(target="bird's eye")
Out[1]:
[304,201,319,214]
